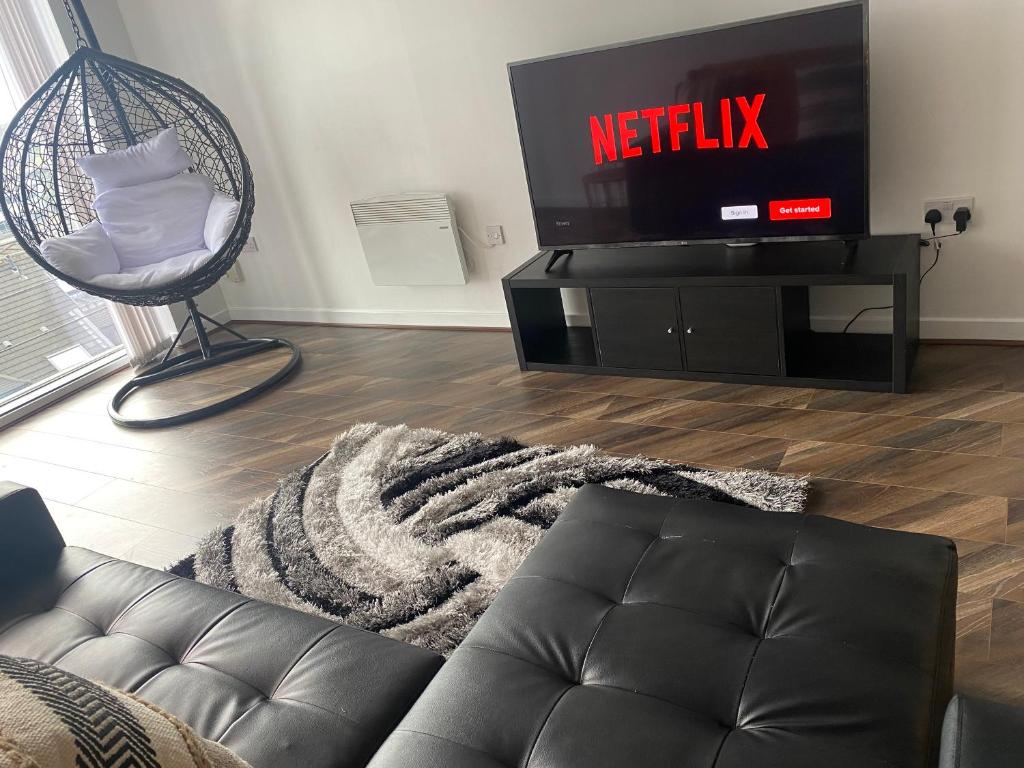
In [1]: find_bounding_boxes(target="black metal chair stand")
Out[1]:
[108,299,301,429]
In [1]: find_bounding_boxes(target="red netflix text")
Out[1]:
[589,94,768,165]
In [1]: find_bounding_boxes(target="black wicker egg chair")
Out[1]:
[0,0,299,428]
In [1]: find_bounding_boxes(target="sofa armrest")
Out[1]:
[940,694,1024,768]
[0,483,64,585]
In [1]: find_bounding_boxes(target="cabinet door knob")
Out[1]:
[686,327,694,334]
[666,327,674,334]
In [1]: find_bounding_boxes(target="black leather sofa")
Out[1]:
[1,481,959,767]
[369,484,959,767]
[0,482,442,768]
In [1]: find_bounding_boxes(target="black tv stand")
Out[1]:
[544,249,573,272]
[502,235,920,393]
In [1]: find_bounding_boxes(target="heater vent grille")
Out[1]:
[351,193,452,225]
[350,192,467,286]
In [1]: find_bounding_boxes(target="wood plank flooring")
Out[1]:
[4,322,1024,704]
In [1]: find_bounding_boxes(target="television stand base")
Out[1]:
[544,249,573,272]
[502,235,921,394]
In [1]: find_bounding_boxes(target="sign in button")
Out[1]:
[721,204,758,221]
[769,198,832,221]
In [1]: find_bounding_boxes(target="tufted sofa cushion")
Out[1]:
[368,484,958,768]
[0,484,443,768]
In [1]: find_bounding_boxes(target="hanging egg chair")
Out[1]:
[0,0,299,428]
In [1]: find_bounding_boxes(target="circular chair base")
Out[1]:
[108,337,301,429]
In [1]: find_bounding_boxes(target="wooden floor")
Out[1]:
[3,322,1024,704]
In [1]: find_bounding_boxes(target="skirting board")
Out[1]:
[227,306,1024,341]
[810,314,1024,341]
[228,306,510,329]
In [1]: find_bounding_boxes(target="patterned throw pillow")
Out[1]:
[0,655,249,768]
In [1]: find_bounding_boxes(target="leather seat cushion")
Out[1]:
[369,484,958,768]
[0,549,443,768]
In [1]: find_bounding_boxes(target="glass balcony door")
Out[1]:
[0,1,126,422]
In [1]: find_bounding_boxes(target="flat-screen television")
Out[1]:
[508,1,869,248]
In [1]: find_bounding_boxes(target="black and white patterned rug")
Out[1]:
[170,422,807,654]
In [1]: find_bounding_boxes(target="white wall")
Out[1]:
[110,0,1023,338]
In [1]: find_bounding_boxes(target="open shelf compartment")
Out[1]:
[785,331,893,384]
[508,286,598,367]
[780,285,894,385]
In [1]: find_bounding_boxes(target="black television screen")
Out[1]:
[508,1,868,248]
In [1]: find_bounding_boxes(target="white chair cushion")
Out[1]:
[204,192,241,252]
[91,248,216,290]
[77,127,192,195]
[39,220,120,282]
[93,173,214,269]
[39,129,239,293]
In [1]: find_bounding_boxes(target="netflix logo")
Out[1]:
[589,94,768,165]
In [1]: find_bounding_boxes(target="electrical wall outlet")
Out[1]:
[225,263,244,283]
[923,196,974,233]
[485,225,505,245]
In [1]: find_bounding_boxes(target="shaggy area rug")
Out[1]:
[170,422,807,655]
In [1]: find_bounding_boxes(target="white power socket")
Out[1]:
[485,225,505,245]
[923,196,974,233]
[225,263,244,283]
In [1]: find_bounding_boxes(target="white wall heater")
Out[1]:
[351,192,468,286]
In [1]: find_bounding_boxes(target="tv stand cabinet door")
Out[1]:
[591,288,683,371]
[678,286,781,376]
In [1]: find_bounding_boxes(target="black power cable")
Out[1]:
[919,238,943,282]
[841,302,896,334]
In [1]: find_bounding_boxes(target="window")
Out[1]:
[47,344,93,372]
[0,0,125,418]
